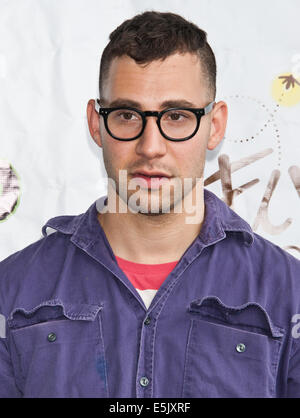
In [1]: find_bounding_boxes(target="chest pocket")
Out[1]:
[183,296,284,398]
[7,299,108,398]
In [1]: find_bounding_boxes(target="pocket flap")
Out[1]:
[8,299,103,330]
[188,296,284,338]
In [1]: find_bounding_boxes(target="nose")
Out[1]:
[135,116,167,160]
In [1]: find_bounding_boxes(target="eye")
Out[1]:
[117,111,139,121]
[164,111,191,122]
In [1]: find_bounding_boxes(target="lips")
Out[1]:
[131,171,172,189]
[132,171,171,178]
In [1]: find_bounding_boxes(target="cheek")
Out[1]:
[173,152,204,195]
[176,140,206,171]
[102,139,133,169]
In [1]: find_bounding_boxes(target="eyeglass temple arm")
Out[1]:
[204,101,215,115]
[95,98,101,112]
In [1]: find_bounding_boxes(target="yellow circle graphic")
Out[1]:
[272,73,300,107]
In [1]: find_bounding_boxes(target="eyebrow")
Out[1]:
[99,97,199,109]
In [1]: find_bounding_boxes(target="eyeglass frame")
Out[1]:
[95,98,215,142]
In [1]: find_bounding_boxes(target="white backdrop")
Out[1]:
[1,0,300,261]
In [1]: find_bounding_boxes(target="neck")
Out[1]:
[97,183,205,264]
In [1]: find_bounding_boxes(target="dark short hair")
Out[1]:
[99,11,216,101]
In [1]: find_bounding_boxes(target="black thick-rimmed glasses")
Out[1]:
[95,99,215,142]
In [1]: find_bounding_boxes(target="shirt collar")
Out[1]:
[200,189,254,246]
[42,188,254,247]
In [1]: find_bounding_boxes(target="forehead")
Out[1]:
[102,52,208,107]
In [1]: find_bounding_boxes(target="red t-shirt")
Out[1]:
[115,256,179,309]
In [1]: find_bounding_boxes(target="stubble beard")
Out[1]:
[102,149,204,218]
[115,174,201,216]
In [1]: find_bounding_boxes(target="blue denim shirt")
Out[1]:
[1,188,300,398]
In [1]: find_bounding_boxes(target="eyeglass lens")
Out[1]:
[107,109,198,140]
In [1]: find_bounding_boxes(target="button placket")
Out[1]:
[144,317,151,326]
[139,376,149,387]
[136,312,156,397]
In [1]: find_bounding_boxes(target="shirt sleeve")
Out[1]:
[287,337,300,397]
[0,320,22,397]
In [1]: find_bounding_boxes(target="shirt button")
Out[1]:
[236,343,246,353]
[144,317,151,326]
[47,332,57,342]
[140,377,149,387]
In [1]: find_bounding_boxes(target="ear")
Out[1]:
[207,101,228,150]
[87,99,102,148]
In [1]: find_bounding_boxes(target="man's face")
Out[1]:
[93,52,223,215]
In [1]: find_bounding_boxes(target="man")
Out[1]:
[0,11,300,398]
